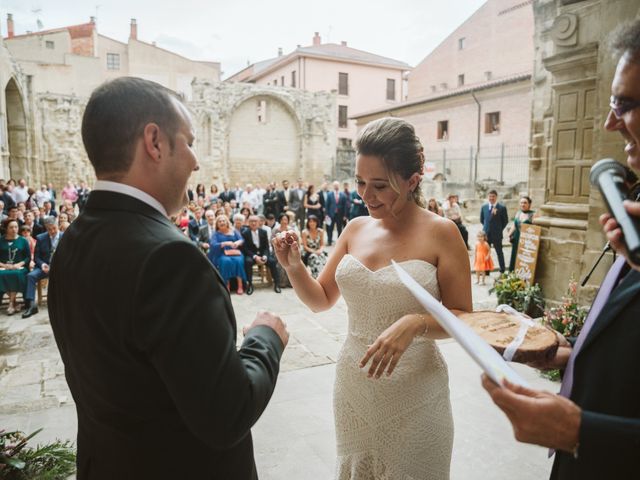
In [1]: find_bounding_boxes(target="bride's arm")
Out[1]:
[273,219,359,312]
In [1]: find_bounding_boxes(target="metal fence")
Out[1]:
[424,144,529,185]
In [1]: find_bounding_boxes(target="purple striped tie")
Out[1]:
[559,256,628,399]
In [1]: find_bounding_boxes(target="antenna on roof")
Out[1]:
[31,8,43,31]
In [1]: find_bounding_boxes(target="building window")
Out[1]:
[257,99,268,124]
[440,82,448,90]
[338,72,349,95]
[437,120,449,140]
[45,40,54,49]
[273,78,278,86]
[485,71,492,81]
[291,70,296,87]
[458,37,465,50]
[485,112,500,134]
[458,74,465,87]
[386,79,396,101]
[430,85,437,93]
[338,105,348,128]
[281,75,284,86]
[106,53,120,70]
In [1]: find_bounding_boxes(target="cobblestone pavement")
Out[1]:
[0,246,558,479]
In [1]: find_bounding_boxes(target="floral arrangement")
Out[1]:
[489,271,545,317]
[0,428,75,479]
[542,277,588,338]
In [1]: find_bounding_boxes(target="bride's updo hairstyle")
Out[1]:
[355,117,426,208]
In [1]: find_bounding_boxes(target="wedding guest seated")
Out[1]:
[0,219,30,314]
[19,224,36,270]
[208,214,246,294]
[241,215,281,295]
[427,197,443,216]
[23,211,44,236]
[233,213,247,234]
[22,217,61,318]
[301,215,327,279]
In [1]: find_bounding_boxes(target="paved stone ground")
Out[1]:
[0,243,558,479]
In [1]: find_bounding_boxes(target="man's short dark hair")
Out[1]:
[612,20,640,62]
[81,77,183,178]
[488,189,498,196]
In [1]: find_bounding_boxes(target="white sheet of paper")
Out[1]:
[392,260,529,388]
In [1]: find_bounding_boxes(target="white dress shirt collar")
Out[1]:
[93,180,168,217]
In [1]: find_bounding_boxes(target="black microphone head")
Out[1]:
[590,158,627,187]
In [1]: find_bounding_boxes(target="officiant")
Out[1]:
[482,20,640,479]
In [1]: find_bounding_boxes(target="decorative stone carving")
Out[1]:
[551,13,578,47]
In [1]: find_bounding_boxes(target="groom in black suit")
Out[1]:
[483,21,640,479]
[48,77,289,480]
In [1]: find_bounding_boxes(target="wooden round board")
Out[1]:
[458,311,559,363]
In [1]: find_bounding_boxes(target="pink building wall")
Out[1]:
[409,0,534,99]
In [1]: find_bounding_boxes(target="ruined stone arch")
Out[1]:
[3,76,30,181]
[225,92,303,185]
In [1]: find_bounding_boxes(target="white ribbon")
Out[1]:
[496,304,535,362]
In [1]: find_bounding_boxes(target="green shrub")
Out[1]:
[489,271,545,317]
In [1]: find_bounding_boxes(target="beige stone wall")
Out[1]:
[409,0,534,99]
[191,81,337,187]
[530,0,640,305]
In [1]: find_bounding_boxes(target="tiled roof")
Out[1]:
[352,72,532,119]
[5,22,94,40]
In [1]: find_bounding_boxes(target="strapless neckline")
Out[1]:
[340,253,436,274]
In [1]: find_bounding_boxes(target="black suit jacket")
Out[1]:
[551,267,640,479]
[480,202,508,244]
[219,190,235,203]
[241,228,270,258]
[48,191,284,479]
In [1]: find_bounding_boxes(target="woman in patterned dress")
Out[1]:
[301,215,327,278]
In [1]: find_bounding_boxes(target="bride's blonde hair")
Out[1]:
[355,117,426,208]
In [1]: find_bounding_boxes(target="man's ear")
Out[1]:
[142,123,162,162]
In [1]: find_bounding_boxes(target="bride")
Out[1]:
[273,117,472,479]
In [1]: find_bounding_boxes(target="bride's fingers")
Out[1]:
[367,350,387,377]
[386,353,401,376]
[374,352,392,379]
[359,343,378,368]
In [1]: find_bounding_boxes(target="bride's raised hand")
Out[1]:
[359,315,427,379]
[272,232,302,269]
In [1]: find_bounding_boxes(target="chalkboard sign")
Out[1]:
[514,224,542,284]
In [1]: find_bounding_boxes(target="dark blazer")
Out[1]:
[480,202,508,244]
[188,216,207,241]
[241,228,270,258]
[48,191,284,480]
[326,191,347,219]
[219,190,235,203]
[276,189,288,215]
[34,231,61,268]
[551,267,640,479]
[262,190,279,217]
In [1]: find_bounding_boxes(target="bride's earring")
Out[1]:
[406,190,413,200]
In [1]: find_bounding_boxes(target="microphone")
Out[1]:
[590,159,640,265]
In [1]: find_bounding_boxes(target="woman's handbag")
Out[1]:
[224,249,242,256]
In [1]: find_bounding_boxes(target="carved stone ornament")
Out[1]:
[551,13,579,47]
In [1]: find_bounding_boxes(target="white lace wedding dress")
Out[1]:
[333,254,454,480]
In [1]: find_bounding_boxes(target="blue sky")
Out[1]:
[1,0,486,78]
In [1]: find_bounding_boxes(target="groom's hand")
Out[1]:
[244,311,289,348]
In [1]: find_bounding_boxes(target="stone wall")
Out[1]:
[190,80,337,187]
[530,0,639,305]
[30,80,338,189]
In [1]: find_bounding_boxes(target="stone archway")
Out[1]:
[4,78,28,180]
[227,94,300,185]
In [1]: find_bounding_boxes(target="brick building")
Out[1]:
[353,0,534,188]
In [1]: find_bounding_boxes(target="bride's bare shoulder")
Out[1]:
[418,209,460,238]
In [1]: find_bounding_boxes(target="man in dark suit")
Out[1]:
[188,205,206,242]
[325,181,347,246]
[242,215,281,295]
[483,22,640,479]
[318,181,330,222]
[276,179,291,218]
[22,217,60,318]
[196,208,216,253]
[219,182,235,203]
[262,182,279,218]
[47,77,289,480]
[480,189,509,273]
